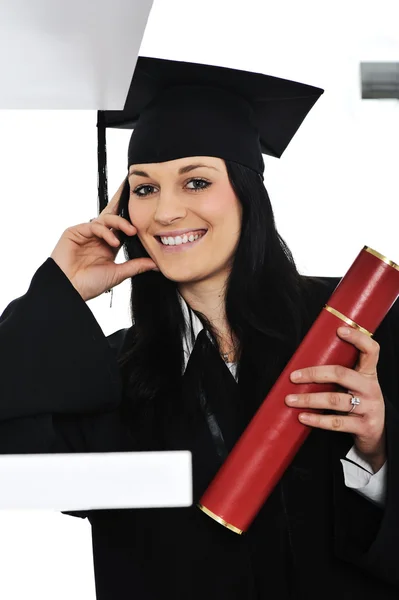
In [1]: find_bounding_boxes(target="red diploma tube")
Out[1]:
[199,247,399,534]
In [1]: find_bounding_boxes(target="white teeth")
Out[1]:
[159,231,206,246]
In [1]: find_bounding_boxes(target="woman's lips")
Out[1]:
[156,231,207,254]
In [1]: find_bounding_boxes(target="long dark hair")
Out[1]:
[116,160,308,416]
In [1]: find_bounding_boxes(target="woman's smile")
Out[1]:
[155,228,208,253]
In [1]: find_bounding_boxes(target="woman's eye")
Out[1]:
[133,184,157,197]
[186,178,211,191]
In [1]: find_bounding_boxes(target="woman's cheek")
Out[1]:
[128,202,147,229]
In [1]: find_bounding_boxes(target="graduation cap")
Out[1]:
[97,56,324,212]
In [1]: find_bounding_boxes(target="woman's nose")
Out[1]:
[153,191,187,225]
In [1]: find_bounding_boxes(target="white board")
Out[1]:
[0,451,192,510]
[0,0,154,108]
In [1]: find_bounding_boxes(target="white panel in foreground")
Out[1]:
[0,0,154,109]
[0,451,192,511]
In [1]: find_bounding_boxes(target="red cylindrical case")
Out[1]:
[199,247,399,534]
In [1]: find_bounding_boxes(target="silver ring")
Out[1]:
[348,393,361,413]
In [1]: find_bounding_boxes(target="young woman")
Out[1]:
[1,58,398,599]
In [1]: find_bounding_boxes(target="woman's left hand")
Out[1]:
[285,326,386,473]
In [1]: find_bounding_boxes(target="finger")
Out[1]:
[90,221,121,248]
[290,364,371,397]
[297,411,364,434]
[113,257,158,284]
[285,391,365,414]
[337,326,380,376]
[95,214,136,237]
[101,179,127,216]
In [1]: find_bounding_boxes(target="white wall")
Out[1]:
[0,1,398,598]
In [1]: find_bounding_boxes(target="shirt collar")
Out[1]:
[178,293,205,372]
[178,293,237,380]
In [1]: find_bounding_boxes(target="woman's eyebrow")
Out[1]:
[128,169,150,178]
[128,164,218,178]
[178,164,218,175]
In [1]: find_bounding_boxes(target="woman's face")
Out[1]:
[128,156,242,285]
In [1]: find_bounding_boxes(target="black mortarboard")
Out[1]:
[97,56,324,212]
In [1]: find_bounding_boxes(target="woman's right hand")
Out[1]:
[50,180,157,301]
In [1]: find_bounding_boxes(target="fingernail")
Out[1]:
[291,371,302,381]
[286,395,298,403]
[299,413,310,422]
[338,327,351,337]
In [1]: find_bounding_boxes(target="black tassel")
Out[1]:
[97,110,108,214]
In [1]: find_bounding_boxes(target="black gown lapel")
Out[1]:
[161,329,240,501]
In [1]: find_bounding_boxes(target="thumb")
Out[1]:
[113,257,158,284]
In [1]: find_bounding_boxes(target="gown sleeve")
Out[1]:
[332,299,399,588]
[0,258,124,454]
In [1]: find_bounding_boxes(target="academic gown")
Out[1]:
[1,257,399,600]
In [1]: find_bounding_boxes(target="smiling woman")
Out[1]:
[117,152,304,375]
[125,157,242,285]
[1,55,399,600]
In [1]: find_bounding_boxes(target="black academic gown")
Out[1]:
[1,258,399,600]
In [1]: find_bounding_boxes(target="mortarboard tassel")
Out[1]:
[97,110,109,214]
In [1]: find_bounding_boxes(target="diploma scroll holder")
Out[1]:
[199,246,399,534]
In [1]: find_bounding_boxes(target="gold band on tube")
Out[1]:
[364,246,399,272]
[198,504,243,535]
[324,305,373,337]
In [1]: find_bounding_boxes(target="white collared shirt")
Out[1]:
[179,293,238,379]
[179,295,387,508]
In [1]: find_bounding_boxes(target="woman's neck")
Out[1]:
[178,275,238,362]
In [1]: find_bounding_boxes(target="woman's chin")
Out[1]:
[157,265,204,284]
